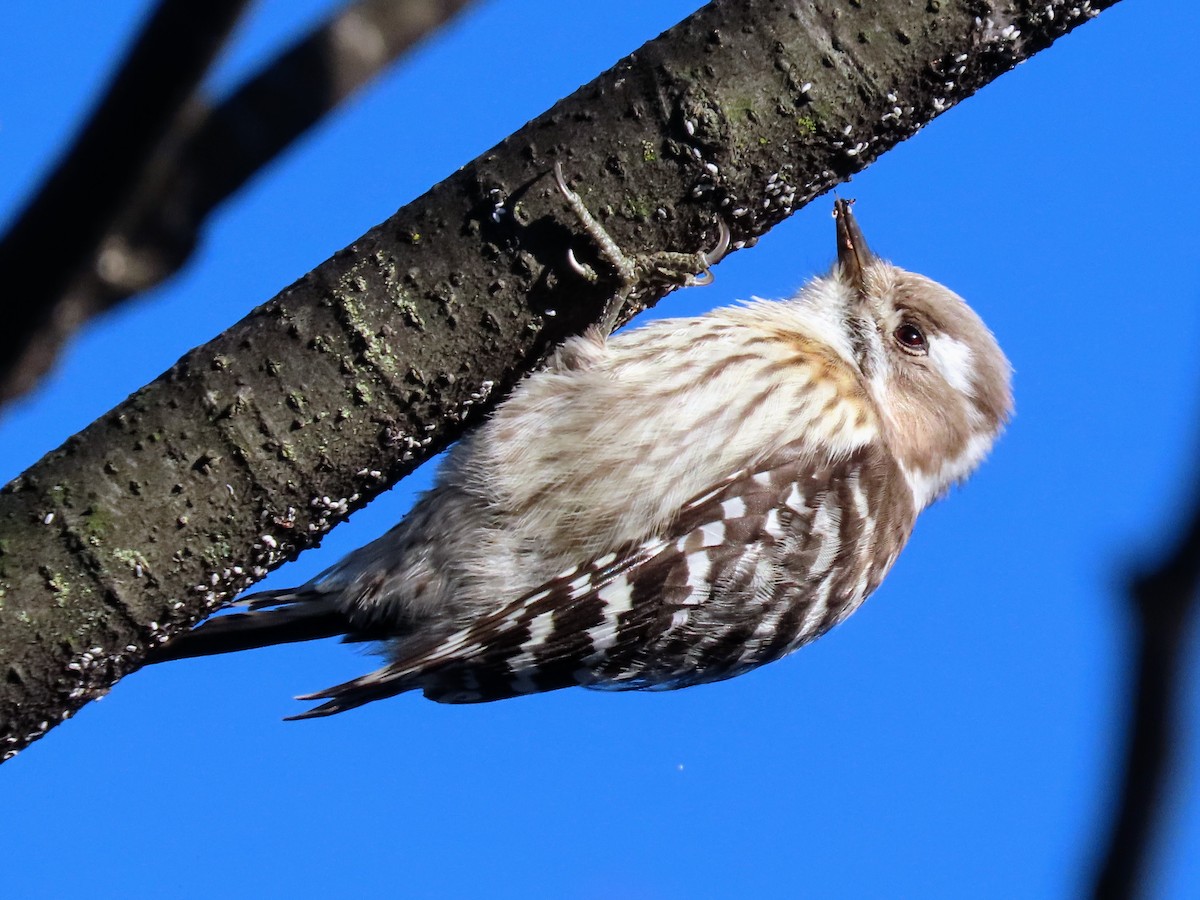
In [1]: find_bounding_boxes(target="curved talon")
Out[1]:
[553,161,722,300]
[553,161,576,201]
[565,247,597,281]
[702,219,732,269]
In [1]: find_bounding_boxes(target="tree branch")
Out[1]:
[1091,457,1200,898]
[0,0,1119,760]
[0,0,477,407]
[59,0,480,377]
[0,0,251,403]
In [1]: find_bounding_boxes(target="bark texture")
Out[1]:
[0,0,1118,759]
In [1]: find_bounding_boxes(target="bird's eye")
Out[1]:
[893,322,928,355]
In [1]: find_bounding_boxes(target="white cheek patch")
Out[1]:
[927,334,975,397]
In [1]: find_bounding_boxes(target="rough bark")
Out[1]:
[0,0,1118,760]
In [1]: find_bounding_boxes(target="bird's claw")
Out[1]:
[552,161,729,333]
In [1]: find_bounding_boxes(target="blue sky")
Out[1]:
[3,1,1199,897]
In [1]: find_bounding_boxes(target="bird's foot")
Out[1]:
[552,161,729,333]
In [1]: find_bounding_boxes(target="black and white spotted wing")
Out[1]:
[290,443,914,719]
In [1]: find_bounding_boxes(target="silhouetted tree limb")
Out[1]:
[1091,454,1200,898]
[67,0,480,361]
[0,0,250,403]
[0,0,477,407]
[0,0,1119,760]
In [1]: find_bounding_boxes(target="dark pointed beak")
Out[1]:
[834,198,875,295]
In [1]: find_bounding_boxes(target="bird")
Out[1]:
[152,181,1012,719]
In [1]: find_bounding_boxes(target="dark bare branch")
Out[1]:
[1091,458,1200,899]
[64,1,480,351]
[0,0,250,403]
[0,0,477,407]
[0,0,1119,759]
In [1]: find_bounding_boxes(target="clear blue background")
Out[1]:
[2,2,1198,897]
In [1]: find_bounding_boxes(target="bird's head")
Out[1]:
[815,200,1013,510]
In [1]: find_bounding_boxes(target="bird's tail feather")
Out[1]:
[287,665,419,720]
[146,590,353,663]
